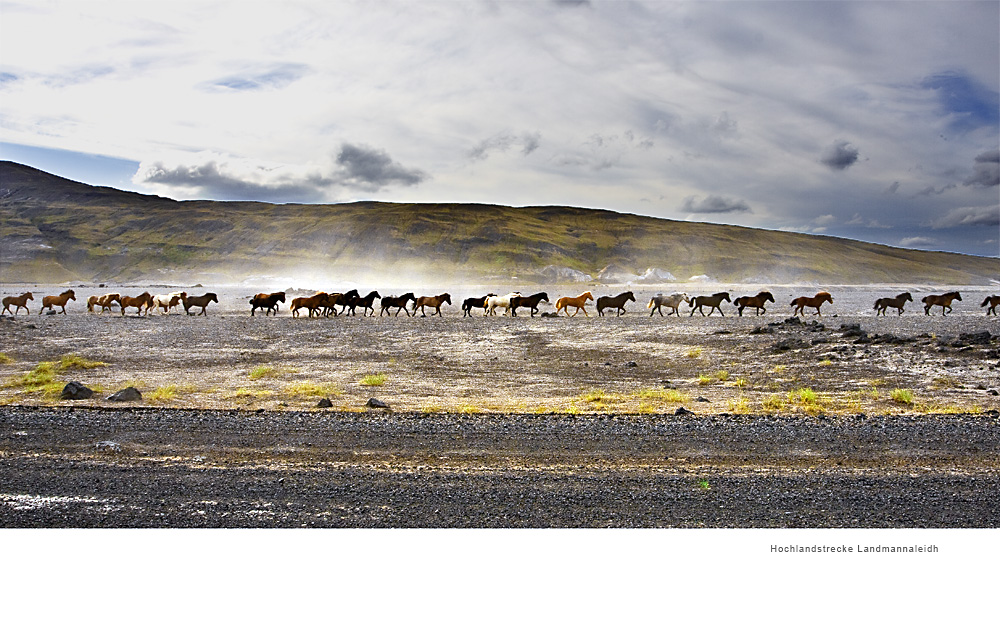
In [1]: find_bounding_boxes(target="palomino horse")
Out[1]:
[509,292,549,317]
[596,291,636,317]
[979,295,1000,315]
[485,293,521,316]
[380,293,417,317]
[120,292,153,316]
[41,289,76,315]
[152,292,187,314]
[647,293,688,317]
[2,292,34,315]
[689,292,731,317]
[791,291,833,317]
[555,291,594,317]
[250,292,285,316]
[733,291,775,316]
[414,293,452,317]
[462,294,496,317]
[982,295,1000,316]
[345,291,381,317]
[921,292,961,316]
[874,292,913,316]
[87,293,121,314]
[183,292,219,316]
[290,293,328,318]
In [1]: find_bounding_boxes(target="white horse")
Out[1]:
[151,292,186,314]
[485,292,521,316]
[648,292,689,317]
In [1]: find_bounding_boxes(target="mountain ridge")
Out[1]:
[1,160,997,285]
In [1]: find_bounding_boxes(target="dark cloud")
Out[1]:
[820,141,859,170]
[469,132,542,160]
[205,63,311,92]
[140,161,329,202]
[139,143,427,202]
[932,204,1000,229]
[680,194,752,214]
[335,143,426,190]
[964,149,1000,187]
[915,183,957,197]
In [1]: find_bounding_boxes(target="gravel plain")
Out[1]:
[1,283,998,527]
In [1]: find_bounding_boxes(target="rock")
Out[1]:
[596,264,636,283]
[107,387,142,402]
[625,361,638,368]
[537,265,593,283]
[635,268,676,283]
[750,326,774,335]
[316,398,333,408]
[61,382,94,400]
[770,338,809,352]
[783,317,802,326]
[696,396,710,403]
[955,331,993,347]
[674,407,694,416]
[366,398,390,409]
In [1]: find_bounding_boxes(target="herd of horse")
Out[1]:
[2,287,998,319]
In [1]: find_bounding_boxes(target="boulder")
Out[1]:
[635,268,676,283]
[537,265,593,283]
[366,397,390,409]
[61,381,93,400]
[316,398,333,408]
[107,387,142,402]
[596,264,636,283]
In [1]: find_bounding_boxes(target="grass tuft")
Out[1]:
[359,373,387,387]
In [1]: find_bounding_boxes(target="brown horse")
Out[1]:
[414,293,452,317]
[874,292,913,316]
[596,291,635,317]
[510,292,549,317]
[379,293,417,317]
[647,293,688,317]
[689,292,731,317]
[183,292,219,316]
[250,292,285,316]
[40,289,75,314]
[462,294,496,317]
[555,291,594,316]
[791,291,833,316]
[290,293,328,318]
[982,295,1000,316]
[2,292,34,315]
[921,291,961,316]
[733,291,775,316]
[120,292,153,316]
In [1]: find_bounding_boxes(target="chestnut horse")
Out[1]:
[250,292,285,316]
[120,292,153,316]
[510,292,549,317]
[874,292,913,316]
[183,292,219,316]
[791,291,833,317]
[291,293,327,318]
[2,292,34,315]
[40,289,75,315]
[733,291,775,316]
[462,294,496,317]
[982,295,1000,316]
[921,291,961,316]
[555,291,594,317]
[380,292,417,317]
[647,293,688,317]
[689,292,731,317]
[596,291,635,317]
[414,293,452,317]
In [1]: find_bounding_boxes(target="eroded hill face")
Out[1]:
[2,161,998,285]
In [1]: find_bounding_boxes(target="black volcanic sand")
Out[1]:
[1,407,998,527]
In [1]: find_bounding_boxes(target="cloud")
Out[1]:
[898,236,936,248]
[920,71,1000,134]
[469,131,542,161]
[680,194,752,214]
[203,63,312,92]
[137,143,427,201]
[964,149,1000,187]
[819,141,860,170]
[932,204,1000,229]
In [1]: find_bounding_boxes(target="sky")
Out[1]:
[1,0,998,257]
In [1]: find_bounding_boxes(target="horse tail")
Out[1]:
[982,298,990,307]
[647,298,654,309]
[873,300,879,310]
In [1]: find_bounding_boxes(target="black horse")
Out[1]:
[509,292,549,317]
[596,291,636,317]
[380,292,417,317]
[250,292,285,316]
[462,294,496,317]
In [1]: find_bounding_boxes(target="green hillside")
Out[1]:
[1,161,997,284]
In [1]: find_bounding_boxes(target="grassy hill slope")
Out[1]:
[2,160,997,284]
